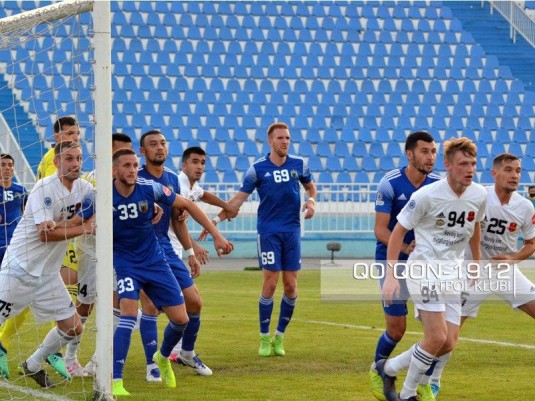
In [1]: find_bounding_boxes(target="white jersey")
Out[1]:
[397,178,487,273]
[1,173,94,276]
[168,171,206,256]
[478,185,535,260]
[75,169,97,256]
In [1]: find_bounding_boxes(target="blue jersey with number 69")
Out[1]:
[240,154,312,234]
[113,178,176,270]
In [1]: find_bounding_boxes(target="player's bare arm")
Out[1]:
[198,191,250,241]
[383,222,409,305]
[170,208,201,278]
[172,195,233,256]
[301,181,317,219]
[375,211,415,255]
[151,203,163,224]
[491,237,535,264]
[200,191,240,219]
[39,215,95,242]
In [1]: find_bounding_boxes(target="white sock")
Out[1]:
[385,344,415,376]
[399,345,435,400]
[430,352,451,388]
[147,362,157,373]
[180,350,194,359]
[113,308,121,332]
[26,327,76,372]
[171,338,182,355]
[65,316,87,365]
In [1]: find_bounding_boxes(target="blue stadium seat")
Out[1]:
[361,156,377,171]
[316,141,331,157]
[326,156,343,172]
[343,155,358,171]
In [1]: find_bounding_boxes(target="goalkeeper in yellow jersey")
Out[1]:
[0,116,81,380]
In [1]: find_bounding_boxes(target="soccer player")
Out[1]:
[111,148,233,396]
[138,132,238,376]
[527,185,535,207]
[0,117,83,379]
[208,122,317,357]
[377,137,487,401]
[164,145,239,367]
[0,141,94,387]
[429,153,535,395]
[0,154,27,263]
[370,131,440,401]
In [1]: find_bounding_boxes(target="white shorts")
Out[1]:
[76,246,97,305]
[462,265,535,318]
[0,266,75,324]
[406,275,462,325]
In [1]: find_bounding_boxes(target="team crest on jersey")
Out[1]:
[166,184,175,192]
[467,211,475,222]
[138,200,149,213]
[508,222,518,232]
[162,186,172,196]
[408,200,416,209]
[435,212,446,227]
[290,169,298,179]
[44,197,52,207]
[375,193,384,206]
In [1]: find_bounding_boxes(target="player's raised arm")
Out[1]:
[172,195,233,256]
[200,191,240,219]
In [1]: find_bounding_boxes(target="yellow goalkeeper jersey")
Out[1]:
[36,147,56,180]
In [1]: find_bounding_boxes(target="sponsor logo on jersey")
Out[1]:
[166,184,175,192]
[398,193,407,200]
[264,172,271,177]
[375,193,384,206]
[508,222,517,232]
[467,210,475,222]
[138,200,149,213]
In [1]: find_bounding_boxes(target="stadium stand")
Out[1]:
[0,1,535,185]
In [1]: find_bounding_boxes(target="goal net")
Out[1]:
[0,1,112,400]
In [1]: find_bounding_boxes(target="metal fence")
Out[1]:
[489,0,535,46]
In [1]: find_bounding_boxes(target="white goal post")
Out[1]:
[0,1,112,400]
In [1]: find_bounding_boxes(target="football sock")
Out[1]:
[374,330,399,363]
[259,296,274,335]
[399,344,435,400]
[113,316,136,379]
[140,314,158,365]
[181,313,200,352]
[160,321,187,358]
[65,316,88,365]
[430,352,451,388]
[27,327,75,372]
[276,294,296,335]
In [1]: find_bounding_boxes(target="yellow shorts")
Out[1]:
[62,242,78,272]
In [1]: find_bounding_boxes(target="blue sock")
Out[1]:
[160,321,187,358]
[259,296,274,335]
[276,294,297,334]
[140,314,158,365]
[374,331,399,363]
[181,313,200,352]
[113,316,136,379]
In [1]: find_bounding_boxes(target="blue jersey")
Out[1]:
[137,165,180,244]
[113,178,176,270]
[0,183,27,248]
[374,167,440,261]
[240,154,312,234]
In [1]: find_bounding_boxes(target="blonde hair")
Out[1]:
[267,122,289,137]
[443,137,477,163]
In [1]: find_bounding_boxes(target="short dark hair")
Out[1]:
[54,141,80,157]
[0,154,14,163]
[112,133,132,144]
[529,185,535,191]
[54,116,78,133]
[493,153,520,168]
[112,148,136,164]
[140,130,163,147]
[267,122,289,137]
[182,146,206,161]
[405,131,435,152]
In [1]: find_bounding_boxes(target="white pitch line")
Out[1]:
[297,319,535,350]
[0,380,77,401]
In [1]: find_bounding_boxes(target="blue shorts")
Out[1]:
[115,263,184,309]
[166,251,195,290]
[257,232,301,272]
[377,261,409,317]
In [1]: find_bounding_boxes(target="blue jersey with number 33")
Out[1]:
[240,154,312,234]
[113,178,176,270]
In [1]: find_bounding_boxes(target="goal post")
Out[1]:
[0,1,112,400]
